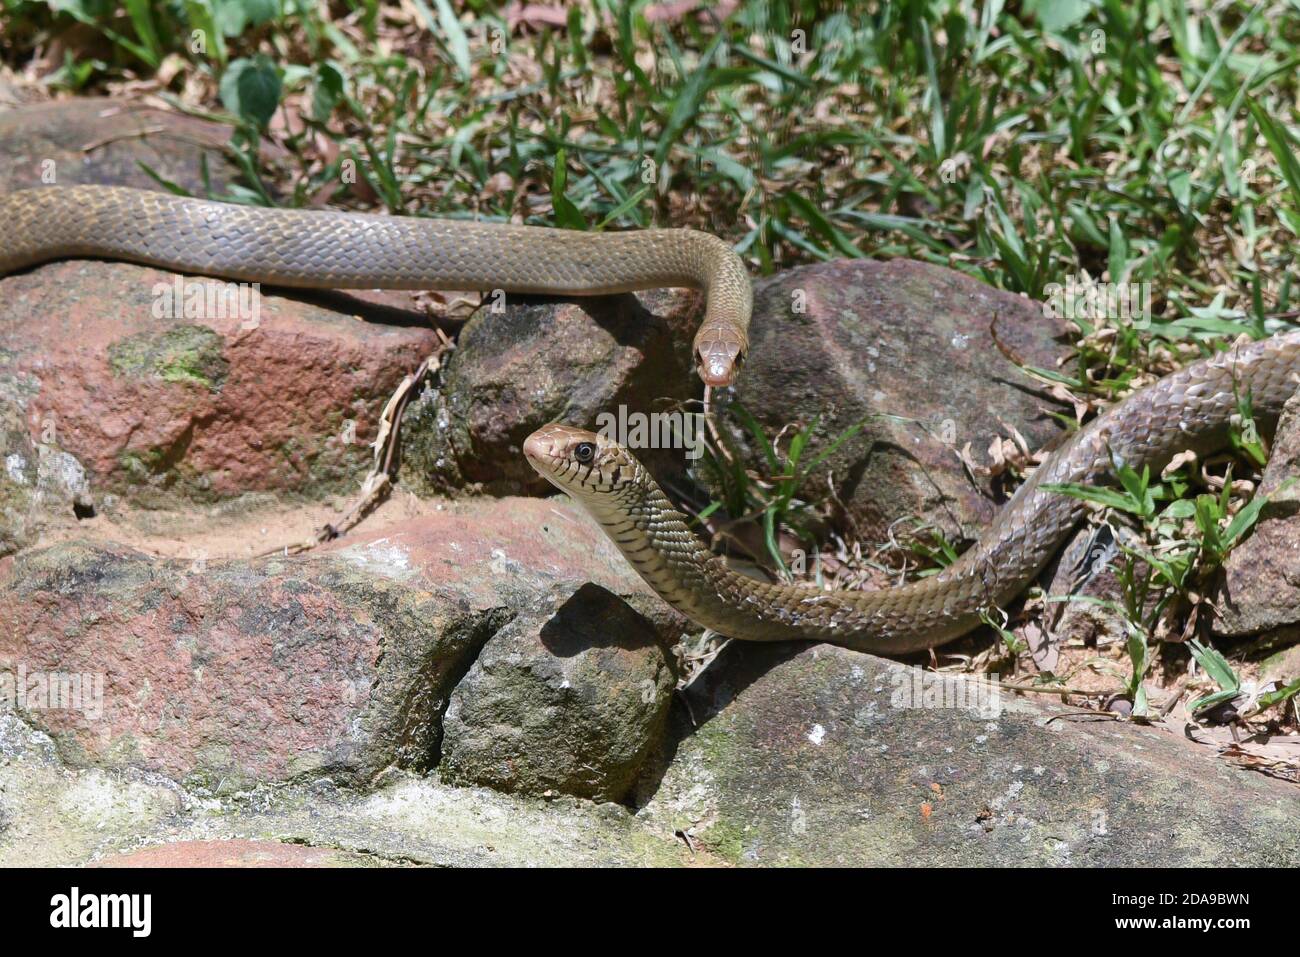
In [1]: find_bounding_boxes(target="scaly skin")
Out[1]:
[0,185,751,385]
[525,332,1300,653]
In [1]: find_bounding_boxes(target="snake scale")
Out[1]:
[3,185,1298,652]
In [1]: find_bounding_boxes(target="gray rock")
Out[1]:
[1215,391,1300,637]
[401,289,698,496]
[0,721,694,867]
[636,642,1300,865]
[1260,634,1300,685]
[1039,524,1165,653]
[1040,525,1128,650]
[729,259,1072,539]
[0,398,38,556]
[0,99,256,195]
[441,583,678,802]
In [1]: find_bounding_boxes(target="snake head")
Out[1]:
[693,326,746,388]
[523,424,640,497]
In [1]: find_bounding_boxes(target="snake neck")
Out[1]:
[582,481,737,629]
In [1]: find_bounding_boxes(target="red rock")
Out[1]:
[0,99,440,507]
[0,498,686,790]
[1,260,440,502]
[92,839,382,868]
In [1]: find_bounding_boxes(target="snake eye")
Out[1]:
[574,442,597,463]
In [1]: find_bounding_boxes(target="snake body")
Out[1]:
[0,185,751,385]
[5,185,1297,652]
[526,332,1300,653]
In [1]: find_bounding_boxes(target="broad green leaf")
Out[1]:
[220,56,282,129]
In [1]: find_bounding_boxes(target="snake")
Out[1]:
[0,185,751,386]
[4,185,1298,653]
[525,332,1300,653]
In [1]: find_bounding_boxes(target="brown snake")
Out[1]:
[526,332,1300,653]
[4,186,1298,652]
[0,185,751,385]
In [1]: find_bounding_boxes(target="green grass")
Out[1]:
[695,399,871,579]
[1046,459,1291,716]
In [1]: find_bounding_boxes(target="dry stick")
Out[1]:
[251,329,455,558]
[993,681,1111,697]
[701,383,739,468]
[79,125,169,152]
[1045,711,1121,725]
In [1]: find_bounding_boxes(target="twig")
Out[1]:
[701,383,739,467]
[1045,711,1121,724]
[251,329,454,558]
[995,681,1110,696]
[80,125,169,153]
[987,309,1076,405]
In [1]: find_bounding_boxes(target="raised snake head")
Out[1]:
[523,424,646,504]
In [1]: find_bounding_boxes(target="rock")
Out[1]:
[1215,392,1300,637]
[441,583,678,802]
[636,643,1300,865]
[92,839,388,868]
[1260,634,1300,686]
[0,713,187,867]
[1,317,90,558]
[1,99,253,550]
[0,398,42,555]
[0,708,694,867]
[401,289,699,496]
[0,431,94,556]
[0,99,255,196]
[0,260,440,512]
[1040,525,1127,650]
[730,259,1072,539]
[0,731,696,867]
[6,546,1297,865]
[0,538,486,790]
[0,497,687,792]
[1038,524,1163,653]
[0,99,441,533]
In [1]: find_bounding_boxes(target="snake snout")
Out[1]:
[523,424,602,471]
[694,336,744,387]
[522,431,552,464]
